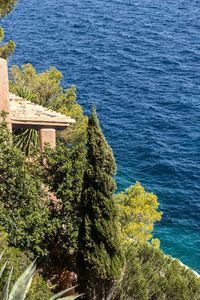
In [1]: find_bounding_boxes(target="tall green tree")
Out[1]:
[0,0,16,59]
[78,107,124,300]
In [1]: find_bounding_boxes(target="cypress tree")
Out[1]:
[78,107,124,300]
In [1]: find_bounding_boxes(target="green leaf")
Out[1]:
[0,267,13,300]
[8,260,36,300]
[0,251,5,261]
[57,295,82,300]
[0,262,7,279]
[50,286,78,300]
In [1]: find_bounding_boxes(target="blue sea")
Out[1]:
[1,0,200,272]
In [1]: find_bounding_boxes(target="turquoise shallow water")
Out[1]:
[1,0,200,272]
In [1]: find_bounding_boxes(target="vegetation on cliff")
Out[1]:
[114,242,200,300]
[116,182,162,247]
[0,1,199,299]
[0,97,200,299]
[0,229,52,300]
[43,141,86,271]
[0,115,56,257]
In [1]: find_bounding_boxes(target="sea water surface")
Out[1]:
[1,0,200,272]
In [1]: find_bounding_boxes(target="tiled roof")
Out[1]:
[9,93,76,129]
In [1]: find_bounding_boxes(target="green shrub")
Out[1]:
[0,231,81,299]
[114,242,200,300]
[0,229,52,300]
[0,115,58,257]
[115,182,162,245]
[43,141,86,270]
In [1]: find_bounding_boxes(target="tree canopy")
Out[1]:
[78,107,124,300]
[0,114,57,257]
[0,228,52,300]
[0,3,198,296]
[43,141,86,271]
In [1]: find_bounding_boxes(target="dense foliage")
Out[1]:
[0,233,80,300]
[43,142,86,271]
[0,103,199,300]
[0,229,52,300]
[78,107,124,300]
[115,182,162,246]
[2,1,199,299]
[0,114,87,291]
[0,114,57,257]
[114,242,200,300]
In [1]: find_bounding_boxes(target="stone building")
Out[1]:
[0,58,75,151]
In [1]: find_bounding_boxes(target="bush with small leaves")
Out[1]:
[0,114,58,257]
[0,246,81,300]
[114,242,200,300]
[0,229,52,300]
